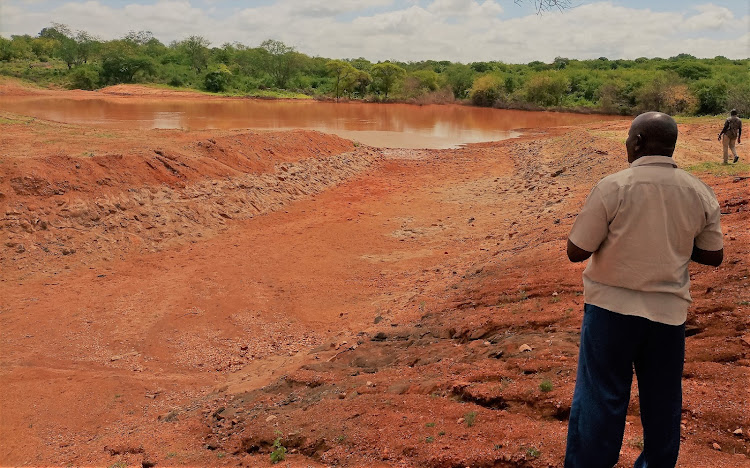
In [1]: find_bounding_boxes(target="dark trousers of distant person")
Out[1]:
[564,304,685,468]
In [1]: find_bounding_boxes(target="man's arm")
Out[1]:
[567,238,593,263]
[738,120,742,143]
[691,245,723,267]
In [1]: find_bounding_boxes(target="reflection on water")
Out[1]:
[0,96,621,149]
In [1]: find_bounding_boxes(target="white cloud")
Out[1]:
[1,1,747,62]
[681,4,735,31]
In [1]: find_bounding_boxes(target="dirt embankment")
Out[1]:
[1,116,380,276]
[0,84,748,468]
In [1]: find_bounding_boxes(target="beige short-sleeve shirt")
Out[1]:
[568,156,723,325]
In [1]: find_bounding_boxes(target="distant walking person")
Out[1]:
[718,109,742,164]
[564,112,724,468]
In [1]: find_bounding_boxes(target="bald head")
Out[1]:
[626,112,678,163]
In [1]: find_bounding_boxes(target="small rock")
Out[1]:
[519,344,533,352]
[552,291,558,297]
[733,428,743,435]
[366,381,375,387]
[265,415,277,422]
[712,442,721,451]
[457,417,465,424]
[16,244,25,253]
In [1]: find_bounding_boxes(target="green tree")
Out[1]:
[100,42,156,84]
[57,37,78,69]
[371,62,406,99]
[179,35,210,73]
[259,39,301,88]
[31,37,56,61]
[0,38,12,61]
[74,31,97,65]
[443,63,475,99]
[326,59,357,101]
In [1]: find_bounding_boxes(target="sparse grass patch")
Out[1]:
[464,411,477,427]
[539,379,554,392]
[686,161,750,176]
[630,437,645,450]
[425,436,434,443]
[425,422,435,427]
[244,89,313,100]
[526,446,541,458]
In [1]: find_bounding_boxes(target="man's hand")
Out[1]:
[691,245,723,267]
[738,137,741,144]
[718,134,722,141]
[567,239,593,263]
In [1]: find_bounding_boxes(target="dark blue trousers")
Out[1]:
[565,304,685,468]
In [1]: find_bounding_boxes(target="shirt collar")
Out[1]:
[630,155,678,168]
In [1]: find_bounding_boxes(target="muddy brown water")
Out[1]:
[0,96,622,148]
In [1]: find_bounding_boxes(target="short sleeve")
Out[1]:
[568,186,610,253]
[695,194,723,251]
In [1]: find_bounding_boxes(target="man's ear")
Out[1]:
[634,134,643,154]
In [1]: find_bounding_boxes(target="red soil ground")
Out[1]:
[0,83,748,467]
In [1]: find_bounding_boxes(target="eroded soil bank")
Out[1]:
[0,85,748,467]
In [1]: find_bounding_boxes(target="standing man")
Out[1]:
[718,109,742,164]
[564,112,724,468]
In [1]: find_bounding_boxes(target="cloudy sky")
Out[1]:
[1,0,748,62]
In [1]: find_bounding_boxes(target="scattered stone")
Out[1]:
[366,381,375,387]
[374,315,383,324]
[552,291,559,297]
[15,244,25,253]
[551,167,566,178]
[488,350,504,359]
[265,415,277,422]
[733,428,743,435]
[457,418,465,424]
[519,344,533,352]
[712,442,721,451]
[371,331,387,341]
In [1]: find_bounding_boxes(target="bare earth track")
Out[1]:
[0,84,748,467]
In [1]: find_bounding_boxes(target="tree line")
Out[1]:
[1,24,748,116]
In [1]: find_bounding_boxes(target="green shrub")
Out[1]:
[692,79,728,115]
[204,64,232,92]
[469,74,504,107]
[524,72,569,107]
[69,65,100,90]
[270,435,286,464]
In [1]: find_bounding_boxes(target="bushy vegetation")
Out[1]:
[1,25,748,116]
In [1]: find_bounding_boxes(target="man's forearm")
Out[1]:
[691,245,723,267]
[567,239,593,263]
